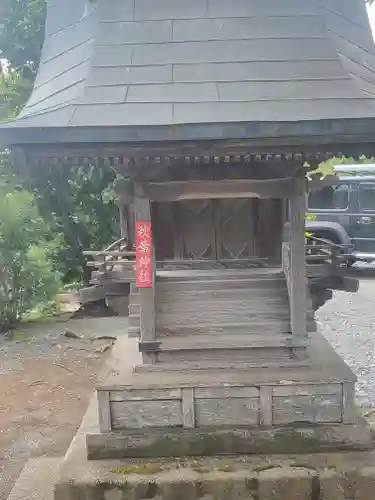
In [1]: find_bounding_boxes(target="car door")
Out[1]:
[351,182,375,255]
[307,181,351,227]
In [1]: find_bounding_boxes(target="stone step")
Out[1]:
[7,457,62,500]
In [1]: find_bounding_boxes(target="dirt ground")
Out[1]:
[0,314,128,500]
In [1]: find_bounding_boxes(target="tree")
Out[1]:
[0,0,46,77]
[0,188,60,331]
[0,0,120,284]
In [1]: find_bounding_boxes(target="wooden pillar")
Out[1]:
[134,184,156,364]
[289,178,307,340]
[115,178,135,248]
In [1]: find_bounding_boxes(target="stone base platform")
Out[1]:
[93,332,361,449]
[55,451,375,500]
[87,418,374,460]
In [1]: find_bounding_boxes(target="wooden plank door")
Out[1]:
[174,198,256,260]
[174,200,216,259]
[214,198,256,259]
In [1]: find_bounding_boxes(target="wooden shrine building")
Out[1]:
[1,0,375,456]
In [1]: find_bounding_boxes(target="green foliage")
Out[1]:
[0,189,60,330]
[13,161,120,283]
[0,71,33,119]
[317,156,375,175]
[0,0,46,76]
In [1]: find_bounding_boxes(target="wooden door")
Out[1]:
[214,199,255,259]
[174,199,256,260]
[174,199,216,259]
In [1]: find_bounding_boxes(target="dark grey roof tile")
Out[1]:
[207,0,317,19]
[15,105,76,127]
[172,16,326,43]
[43,13,96,61]
[98,0,134,22]
[217,79,364,102]
[126,82,218,102]
[21,81,85,115]
[173,99,375,124]
[86,65,173,86]
[134,0,206,21]
[173,60,348,83]
[34,40,93,87]
[79,85,128,104]
[91,45,133,67]
[132,39,335,66]
[323,0,369,28]
[71,103,173,126]
[97,20,173,46]
[45,0,88,36]
[27,61,89,106]
[5,0,375,132]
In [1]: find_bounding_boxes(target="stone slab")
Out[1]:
[55,451,375,500]
[86,418,374,459]
[7,457,62,500]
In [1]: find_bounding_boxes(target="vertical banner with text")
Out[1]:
[135,221,153,288]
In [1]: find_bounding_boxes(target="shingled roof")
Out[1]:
[2,0,375,147]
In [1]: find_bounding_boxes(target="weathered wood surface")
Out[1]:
[195,398,259,426]
[127,283,140,338]
[157,347,304,365]
[182,388,195,428]
[105,380,350,431]
[135,359,312,373]
[106,380,350,430]
[144,335,306,351]
[97,391,111,433]
[109,388,182,402]
[288,180,307,338]
[342,382,356,424]
[143,178,297,202]
[273,393,342,424]
[153,269,291,350]
[111,400,182,429]
[134,185,155,363]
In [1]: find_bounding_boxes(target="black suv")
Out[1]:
[307,165,375,263]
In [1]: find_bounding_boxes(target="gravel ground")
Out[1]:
[317,277,375,409]
[0,315,128,500]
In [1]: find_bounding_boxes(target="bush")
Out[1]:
[0,189,60,331]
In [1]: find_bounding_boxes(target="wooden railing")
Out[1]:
[87,234,353,285]
[84,238,135,269]
[305,234,353,276]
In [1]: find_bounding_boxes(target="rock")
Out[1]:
[95,336,117,341]
[63,329,79,339]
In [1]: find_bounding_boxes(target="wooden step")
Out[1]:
[135,358,311,373]
[156,321,291,336]
[156,277,286,293]
[156,346,305,364]
[140,334,308,353]
[157,267,283,281]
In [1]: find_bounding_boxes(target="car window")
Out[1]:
[308,183,350,210]
[359,183,375,211]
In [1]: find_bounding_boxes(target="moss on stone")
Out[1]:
[190,461,210,473]
[216,464,236,473]
[110,463,163,475]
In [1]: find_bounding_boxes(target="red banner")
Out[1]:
[135,222,153,288]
